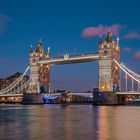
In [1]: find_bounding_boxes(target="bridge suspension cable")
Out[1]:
[9,80,30,95]
[114,59,140,92]
[114,59,140,84]
[0,66,30,95]
[121,63,140,80]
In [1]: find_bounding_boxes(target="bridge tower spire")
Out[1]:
[29,40,51,93]
[98,29,120,92]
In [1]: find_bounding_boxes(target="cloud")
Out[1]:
[122,47,131,52]
[110,24,123,36]
[133,51,140,60]
[81,24,124,38]
[123,32,140,39]
[0,14,11,34]
[81,25,104,38]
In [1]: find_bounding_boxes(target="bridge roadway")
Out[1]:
[0,94,23,97]
[38,53,99,65]
[0,92,140,97]
[116,92,140,95]
[0,93,93,98]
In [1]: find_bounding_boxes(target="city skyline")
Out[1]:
[0,0,140,91]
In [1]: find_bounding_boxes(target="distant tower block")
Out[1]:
[98,30,120,91]
[29,40,51,93]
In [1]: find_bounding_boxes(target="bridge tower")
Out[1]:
[98,29,120,92]
[29,40,51,93]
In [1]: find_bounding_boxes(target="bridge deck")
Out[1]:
[0,94,23,97]
[39,53,99,65]
[0,93,93,97]
[117,92,140,95]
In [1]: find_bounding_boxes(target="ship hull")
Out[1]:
[21,93,44,104]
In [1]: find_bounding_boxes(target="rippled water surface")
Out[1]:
[0,104,140,140]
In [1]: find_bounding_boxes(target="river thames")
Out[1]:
[0,104,140,140]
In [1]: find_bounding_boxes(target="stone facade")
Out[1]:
[29,40,50,93]
[99,30,120,91]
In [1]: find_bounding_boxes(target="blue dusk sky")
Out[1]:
[0,0,140,91]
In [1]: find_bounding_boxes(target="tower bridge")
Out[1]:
[29,29,120,93]
[0,29,140,105]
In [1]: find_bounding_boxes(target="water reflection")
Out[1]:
[97,106,117,140]
[0,104,140,140]
[96,106,140,140]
